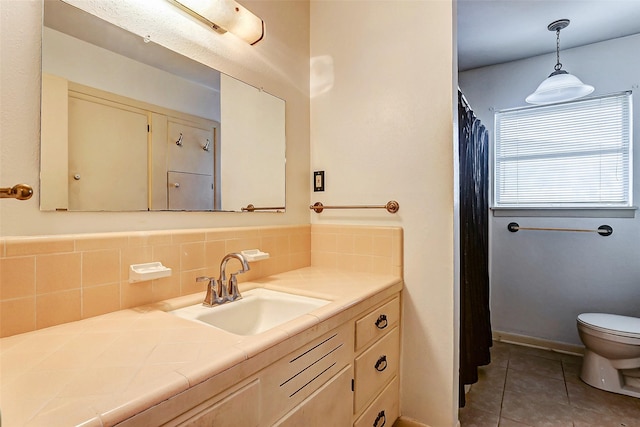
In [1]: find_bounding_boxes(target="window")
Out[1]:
[493,92,632,208]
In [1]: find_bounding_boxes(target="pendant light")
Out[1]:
[525,19,594,105]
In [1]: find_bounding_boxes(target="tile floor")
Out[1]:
[459,341,640,427]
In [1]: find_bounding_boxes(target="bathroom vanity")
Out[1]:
[0,267,402,426]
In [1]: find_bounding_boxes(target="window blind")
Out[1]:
[494,92,632,208]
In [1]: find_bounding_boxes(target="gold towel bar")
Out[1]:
[507,222,612,237]
[0,183,33,200]
[310,200,399,214]
[241,204,285,212]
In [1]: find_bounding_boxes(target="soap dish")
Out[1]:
[129,262,172,283]
[240,249,270,262]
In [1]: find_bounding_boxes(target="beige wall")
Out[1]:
[0,0,310,237]
[309,1,457,425]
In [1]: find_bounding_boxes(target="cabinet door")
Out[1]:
[260,322,353,424]
[68,95,148,211]
[167,120,215,175]
[167,171,214,211]
[273,365,353,427]
[177,379,260,427]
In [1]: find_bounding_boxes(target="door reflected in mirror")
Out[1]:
[40,0,285,212]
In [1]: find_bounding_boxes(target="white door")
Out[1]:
[68,95,148,211]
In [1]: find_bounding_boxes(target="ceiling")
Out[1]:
[457,0,640,72]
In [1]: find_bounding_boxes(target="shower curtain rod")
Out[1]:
[507,222,613,237]
[458,87,473,111]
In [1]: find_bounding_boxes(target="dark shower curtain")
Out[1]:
[458,90,492,407]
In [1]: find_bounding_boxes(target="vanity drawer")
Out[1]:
[355,297,400,352]
[354,327,399,412]
[353,376,399,427]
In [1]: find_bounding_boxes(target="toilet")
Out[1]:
[577,313,640,398]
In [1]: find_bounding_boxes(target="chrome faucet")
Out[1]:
[196,253,250,307]
[219,253,250,302]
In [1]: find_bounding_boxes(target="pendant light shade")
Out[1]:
[526,19,594,105]
[526,70,594,104]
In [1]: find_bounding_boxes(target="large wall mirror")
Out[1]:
[40,0,286,212]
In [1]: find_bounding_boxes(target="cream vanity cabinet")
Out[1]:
[119,293,401,427]
[273,295,401,427]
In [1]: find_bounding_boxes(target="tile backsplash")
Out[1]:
[311,224,403,277]
[0,224,402,337]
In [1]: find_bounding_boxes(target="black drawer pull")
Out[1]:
[375,355,387,372]
[375,314,388,329]
[373,410,386,427]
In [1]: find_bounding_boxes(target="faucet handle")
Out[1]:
[198,276,228,306]
[227,273,243,301]
[217,278,230,301]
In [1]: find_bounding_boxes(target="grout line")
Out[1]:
[497,351,509,423]
[560,359,572,407]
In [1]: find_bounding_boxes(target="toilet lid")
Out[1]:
[578,313,640,339]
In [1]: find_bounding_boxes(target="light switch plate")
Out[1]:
[314,171,324,192]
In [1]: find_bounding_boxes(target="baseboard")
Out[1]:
[492,330,584,356]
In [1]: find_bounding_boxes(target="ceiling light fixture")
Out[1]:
[170,0,264,45]
[525,19,594,105]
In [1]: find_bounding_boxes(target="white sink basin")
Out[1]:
[169,288,330,336]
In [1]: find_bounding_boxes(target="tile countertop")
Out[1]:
[0,267,402,426]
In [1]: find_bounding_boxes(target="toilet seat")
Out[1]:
[578,313,640,340]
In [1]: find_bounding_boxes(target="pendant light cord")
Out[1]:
[554,28,563,71]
